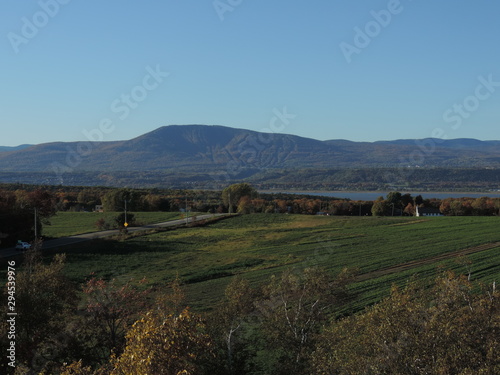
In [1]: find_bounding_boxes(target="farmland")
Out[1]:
[43,211,185,238]
[40,213,500,313]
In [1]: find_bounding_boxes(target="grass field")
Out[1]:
[42,211,185,238]
[38,213,500,313]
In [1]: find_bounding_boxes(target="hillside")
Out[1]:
[1,125,500,188]
[0,144,33,152]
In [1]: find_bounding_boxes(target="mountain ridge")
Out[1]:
[0,144,34,152]
[1,125,500,175]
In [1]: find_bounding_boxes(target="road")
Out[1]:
[0,213,227,259]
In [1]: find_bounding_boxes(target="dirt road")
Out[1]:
[0,213,227,258]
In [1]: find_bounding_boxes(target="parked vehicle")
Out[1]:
[15,241,31,250]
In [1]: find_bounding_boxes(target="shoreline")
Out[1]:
[258,190,500,200]
[259,189,500,194]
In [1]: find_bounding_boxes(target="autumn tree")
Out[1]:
[82,277,150,360]
[386,191,402,206]
[101,189,141,212]
[222,183,257,213]
[257,267,355,375]
[0,190,30,246]
[209,276,256,375]
[114,212,135,229]
[371,197,387,216]
[60,360,100,375]
[110,307,214,375]
[5,249,78,372]
[0,189,56,245]
[312,271,500,374]
[77,188,102,210]
[414,194,424,206]
[404,202,415,216]
[237,196,253,214]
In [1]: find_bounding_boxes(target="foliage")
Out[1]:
[113,212,135,228]
[0,189,56,246]
[0,246,78,373]
[95,217,110,231]
[209,276,257,375]
[44,211,182,238]
[255,267,355,374]
[102,189,134,213]
[371,197,387,216]
[312,272,500,374]
[2,207,500,373]
[222,183,258,213]
[110,308,214,375]
[82,277,150,360]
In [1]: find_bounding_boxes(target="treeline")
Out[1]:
[0,189,55,247]
[439,196,500,216]
[0,184,225,213]
[3,167,500,191]
[1,250,498,374]
[1,183,338,214]
[2,184,500,247]
[250,167,500,192]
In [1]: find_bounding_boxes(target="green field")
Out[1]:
[42,211,185,238]
[39,213,500,313]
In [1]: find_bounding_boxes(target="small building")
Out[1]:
[94,205,104,213]
[416,206,443,217]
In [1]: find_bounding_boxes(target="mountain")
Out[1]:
[2,125,500,172]
[0,144,34,152]
[1,125,500,188]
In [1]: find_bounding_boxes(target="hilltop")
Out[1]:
[1,125,500,189]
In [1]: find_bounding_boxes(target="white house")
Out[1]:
[416,206,443,217]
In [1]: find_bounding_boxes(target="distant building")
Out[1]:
[94,205,104,212]
[416,206,443,217]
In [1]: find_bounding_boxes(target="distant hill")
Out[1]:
[0,144,33,152]
[1,125,500,188]
[2,125,500,171]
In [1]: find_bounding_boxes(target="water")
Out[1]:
[268,191,500,201]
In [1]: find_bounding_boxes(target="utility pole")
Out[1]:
[185,197,189,224]
[34,207,38,239]
[124,199,128,225]
[228,192,232,215]
[124,198,130,231]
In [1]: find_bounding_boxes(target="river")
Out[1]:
[262,191,500,201]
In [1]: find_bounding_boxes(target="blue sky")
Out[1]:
[1,0,500,146]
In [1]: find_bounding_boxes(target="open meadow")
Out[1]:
[42,211,185,238]
[38,213,500,313]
